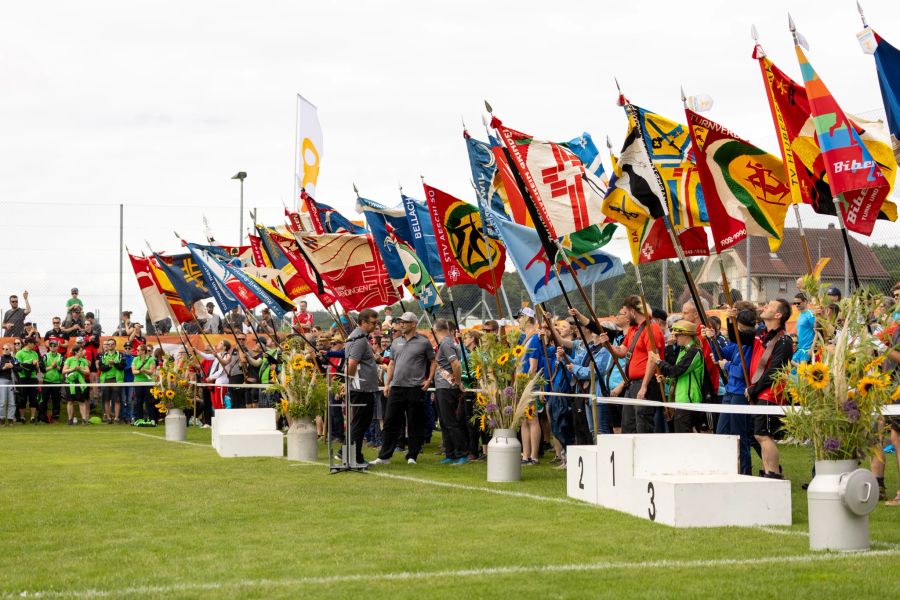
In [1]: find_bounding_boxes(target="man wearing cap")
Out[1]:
[41,339,65,423]
[649,320,705,433]
[343,308,382,467]
[3,292,31,338]
[14,336,41,424]
[61,305,85,339]
[825,286,842,304]
[372,311,436,465]
[66,288,83,315]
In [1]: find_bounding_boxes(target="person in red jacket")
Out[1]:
[746,299,794,480]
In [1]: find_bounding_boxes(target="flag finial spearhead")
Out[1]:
[857,1,867,26]
[483,100,493,114]
[352,183,359,198]
[680,86,687,107]
[751,24,758,41]
[606,135,612,150]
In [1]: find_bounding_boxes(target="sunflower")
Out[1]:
[284,374,292,385]
[281,343,291,351]
[292,356,304,370]
[512,345,526,358]
[891,386,900,402]
[177,379,187,386]
[158,405,168,415]
[280,398,289,413]
[857,375,885,398]
[497,352,510,366]
[476,393,487,407]
[167,373,176,383]
[165,389,175,399]
[864,356,886,372]
[800,362,829,390]
[478,414,487,431]
[788,386,802,405]
[524,404,536,420]
[474,366,481,380]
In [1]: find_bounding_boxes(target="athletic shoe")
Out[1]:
[521,457,531,465]
[439,457,454,465]
[407,458,417,465]
[452,457,469,466]
[528,458,539,465]
[370,458,391,465]
[201,424,211,429]
[885,444,895,454]
[67,419,75,426]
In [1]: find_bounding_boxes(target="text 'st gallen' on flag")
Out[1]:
[686,109,791,252]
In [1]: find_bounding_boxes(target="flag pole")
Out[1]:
[616,90,725,377]
[680,90,750,384]
[751,25,813,275]
[445,285,470,376]
[788,16,861,289]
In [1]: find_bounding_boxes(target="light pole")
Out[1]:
[231,171,247,244]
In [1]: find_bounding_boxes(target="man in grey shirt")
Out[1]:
[2,292,30,338]
[433,318,467,465]
[372,311,435,465]
[203,302,223,334]
[344,308,382,467]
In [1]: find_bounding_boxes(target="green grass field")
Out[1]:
[1,424,899,599]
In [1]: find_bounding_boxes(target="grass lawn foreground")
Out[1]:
[1,425,899,599]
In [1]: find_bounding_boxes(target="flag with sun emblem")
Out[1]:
[385,224,442,311]
[422,182,506,293]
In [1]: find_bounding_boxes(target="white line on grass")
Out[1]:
[10,548,900,598]
[130,432,208,447]
[365,470,598,507]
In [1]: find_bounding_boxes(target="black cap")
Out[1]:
[826,286,842,298]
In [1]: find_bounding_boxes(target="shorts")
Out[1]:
[888,417,900,434]
[753,412,783,438]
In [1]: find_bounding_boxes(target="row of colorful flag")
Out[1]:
[130,15,900,324]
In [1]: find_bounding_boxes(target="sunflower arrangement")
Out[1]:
[469,329,544,432]
[269,349,330,422]
[151,356,196,412]
[777,287,898,461]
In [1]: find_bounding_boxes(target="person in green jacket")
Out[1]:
[63,346,91,425]
[41,340,65,423]
[131,344,157,424]
[97,339,126,424]
[649,319,705,433]
[14,336,41,424]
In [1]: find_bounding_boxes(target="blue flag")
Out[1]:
[401,193,445,283]
[356,196,413,284]
[152,253,209,311]
[186,243,241,313]
[874,33,900,142]
[491,211,624,305]
[465,133,510,240]
[561,132,607,182]
[313,200,367,234]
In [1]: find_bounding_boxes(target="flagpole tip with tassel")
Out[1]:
[857,0,867,26]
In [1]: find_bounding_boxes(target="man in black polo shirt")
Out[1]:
[371,312,435,466]
[44,317,69,353]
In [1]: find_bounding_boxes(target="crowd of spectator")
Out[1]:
[3,281,900,506]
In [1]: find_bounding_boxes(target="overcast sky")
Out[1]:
[2,0,899,331]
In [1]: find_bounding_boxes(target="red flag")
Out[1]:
[268,233,338,308]
[628,219,709,264]
[128,254,171,323]
[490,116,606,238]
[298,232,399,311]
[423,182,506,293]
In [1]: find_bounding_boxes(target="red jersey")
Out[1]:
[623,320,666,380]
[294,312,313,332]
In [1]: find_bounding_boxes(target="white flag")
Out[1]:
[296,95,324,208]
